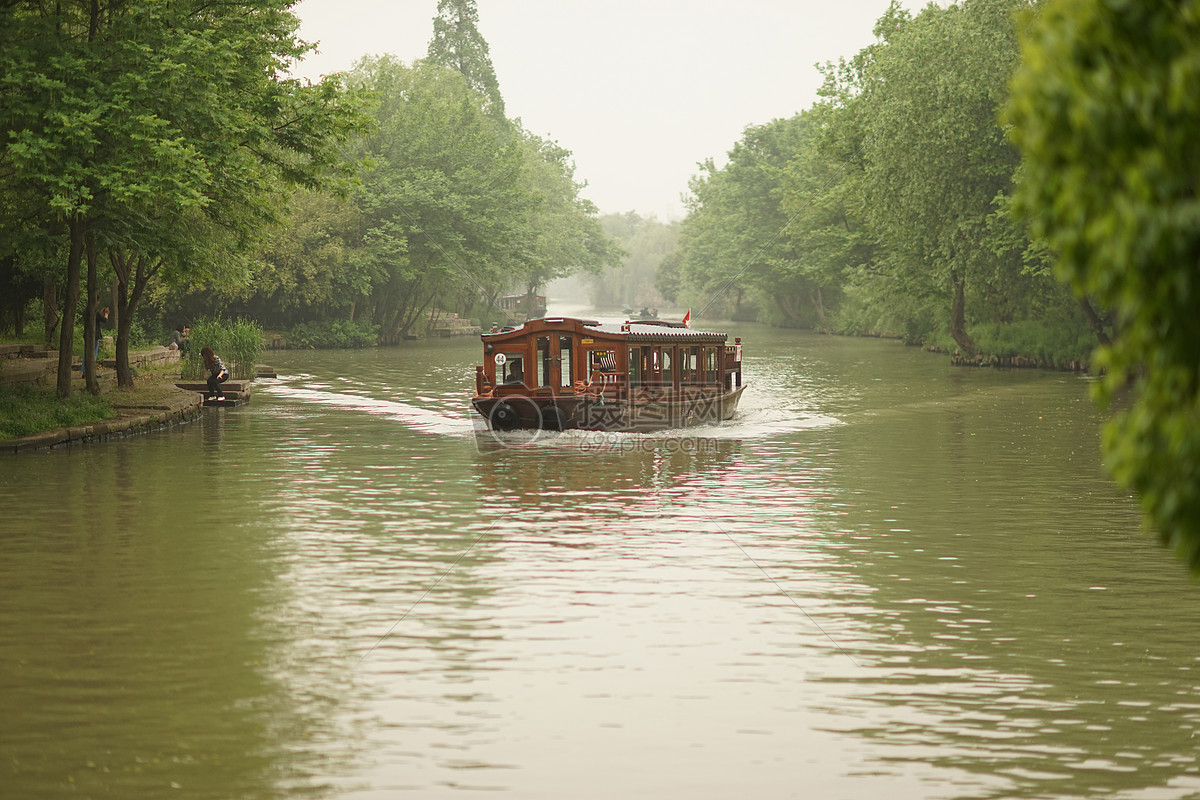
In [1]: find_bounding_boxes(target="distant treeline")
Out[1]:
[654,0,1107,368]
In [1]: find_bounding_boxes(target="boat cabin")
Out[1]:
[472,317,744,432]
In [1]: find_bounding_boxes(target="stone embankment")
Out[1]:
[1,389,203,454]
[265,310,482,350]
[428,311,482,338]
[949,353,1091,371]
[0,343,56,388]
[0,346,228,454]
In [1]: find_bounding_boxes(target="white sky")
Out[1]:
[291,0,926,221]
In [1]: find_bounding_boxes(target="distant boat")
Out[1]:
[472,316,745,432]
[496,293,547,320]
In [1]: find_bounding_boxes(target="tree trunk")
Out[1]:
[42,275,59,349]
[55,220,85,398]
[110,248,160,388]
[84,236,100,395]
[110,277,120,337]
[1079,297,1112,347]
[112,251,133,388]
[949,272,977,356]
[774,293,801,327]
[110,249,136,387]
[115,281,133,387]
[809,286,828,329]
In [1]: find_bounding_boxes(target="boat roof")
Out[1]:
[483,316,728,342]
[586,322,724,340]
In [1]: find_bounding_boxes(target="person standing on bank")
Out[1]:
[201,345,229,402]
[82,306,110,373]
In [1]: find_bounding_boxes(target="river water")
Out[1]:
[2,318,1198,800]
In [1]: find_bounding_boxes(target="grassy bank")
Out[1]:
[0,384,114,440]
[0,360,194,441]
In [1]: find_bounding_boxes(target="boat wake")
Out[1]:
[259,380,474,436]
[259,377,836,441]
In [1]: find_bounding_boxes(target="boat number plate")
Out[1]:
[494,353,507,366]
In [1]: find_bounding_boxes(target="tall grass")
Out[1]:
[970,321,1097,367]
[181,317,263,380]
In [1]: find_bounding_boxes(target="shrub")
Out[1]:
[288,319,380,349]
[970,321,1096,367]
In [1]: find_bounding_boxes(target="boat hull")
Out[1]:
[472,385,745,433]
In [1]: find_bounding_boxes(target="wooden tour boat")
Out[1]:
[472,316,745,433]
[496,292,547,320]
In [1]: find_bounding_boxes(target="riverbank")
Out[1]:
[0,376,204,454]
[0,346,207,453]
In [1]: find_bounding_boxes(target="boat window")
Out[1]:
[589,349,616,373]
[662,347,674,388]
[681,346,698,384]
[500,354,525,385]
[704,347,718,384]
[559,336,573,388]
[535,336,551,387]
[629,347,643,386]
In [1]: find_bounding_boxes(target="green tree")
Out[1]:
[595,213,676,309]
[426,0,505,120]
[856,0,1026,355]
[245,188,368,326]
[345,56,530,339]
[661,159,748,317]
[1007,0,1200,568]
[776,105,870,331]
[666,116,818,324]
[0,0,363,394]
[512,131,622,303]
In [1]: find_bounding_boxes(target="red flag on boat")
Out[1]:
[682,310,691,328]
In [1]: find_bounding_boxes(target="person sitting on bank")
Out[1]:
[168,325,191,356]
[201,345,229,401]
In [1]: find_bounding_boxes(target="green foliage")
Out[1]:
[426,0,505,120]
[659,0,1102,373]
[0,384,112,440]
[241,189,367,325]
[237,53,618,338]
[182,318,262,380]
[344,56,531,338]
[834,280,944,345]
[0,0,368,395]
[1007,0,1200,568]
[852,0,1030,354]
[969,321,1095,366]
[591,213,674,308]
[288,320,380,349]
[668,115,820,323]
[513,131,623,296]
[126,318,156,350]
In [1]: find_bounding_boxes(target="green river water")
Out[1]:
[2,317,1198,799]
